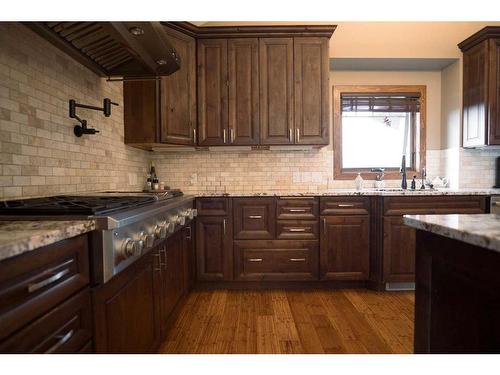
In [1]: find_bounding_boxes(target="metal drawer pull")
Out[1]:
[290,258,306,262]
[248,215,263,219]
[289,209,306,212]
[248,258,263,262]
[289,228,307,232]
[159,248,167,270]
[28,265,71,294]
[46,329,74,354]
[338,204,355,208]
[154,253,163,272]
[223,218,227,234]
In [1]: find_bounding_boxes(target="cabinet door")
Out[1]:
[183,223,196,291]
[197,39,228,146]
[160,230,185,333]
[463,40,489,147]
[228,38,260,145]
[160,27,196,145]
[93,252,161,353]
[196,216,233,281]
[233,197,276,240]
[294,37,329,145]
[383,216,416,283]
[123,80,158,145]
[320,216,370,281]
[259,38,294,145]
[489,38,500,145]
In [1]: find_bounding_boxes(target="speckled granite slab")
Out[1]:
[0,220,95,262]
[195,188,500,197]
[404,214,500,253]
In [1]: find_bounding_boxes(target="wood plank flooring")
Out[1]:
[159,289,414,354]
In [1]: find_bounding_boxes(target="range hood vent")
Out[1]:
[25,22,180,79]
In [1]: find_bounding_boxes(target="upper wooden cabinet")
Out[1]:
[197,39,228,146]
[459,27,500,147]
[124,23,335,150]
[124,25,196,148]
[293,37,330,145]
[259,38,294,145]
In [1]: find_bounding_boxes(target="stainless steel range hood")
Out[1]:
[25,22,180,79]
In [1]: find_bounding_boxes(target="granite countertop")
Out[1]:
[0,220,95,262]
[404,214,500,253]
[195,188,500,197]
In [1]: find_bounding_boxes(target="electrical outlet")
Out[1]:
[189,173,198,185]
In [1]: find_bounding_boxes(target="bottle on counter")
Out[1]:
[150,162,159,190]
[411,175,417,190]
[146,171,152,190]
[355,173,364,191]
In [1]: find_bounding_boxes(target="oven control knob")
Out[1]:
[121,238,140,258]
[175,214,186,226]
[154,224,167,239]
[165,221,175,234]
[139,231,155,248]
[185,209,195,220]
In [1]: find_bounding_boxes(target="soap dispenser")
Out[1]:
[355,173,364,191]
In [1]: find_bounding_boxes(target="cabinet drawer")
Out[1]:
[320,196,370,215]
[233,198,275,239]
[0,288,92,353]
[277,197,318,219]
[383,196,487,216]
[234,240,318,281]
[195,197,231,216]
[277,220,318,239]
[0,235,90,341]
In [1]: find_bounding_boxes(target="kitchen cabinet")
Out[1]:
[195,198,233,281]
[233,197,276,239]
[459,27,500,147]
[379,196,488,285]
[124,25,196,148]
[183,222,196,291]
[234,240,318,281]
[92,249,161,353]
[160,26,197,145]
[228,38,260,145]
[197,38,260,146]
[159,230,186,336]
[320,216,370,281]
[0,234,91,353]
[197,39,228,146]
[259,37,295,145]
[293,37,330,145]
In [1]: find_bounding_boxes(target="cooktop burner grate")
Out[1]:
[0,195,158,215]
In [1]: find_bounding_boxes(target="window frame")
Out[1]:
[333,85,427,180]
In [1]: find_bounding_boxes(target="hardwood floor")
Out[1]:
[159,289,414,354]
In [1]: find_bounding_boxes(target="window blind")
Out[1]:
[341,93,421,113]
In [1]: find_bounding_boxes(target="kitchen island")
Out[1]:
[404,214,500,353]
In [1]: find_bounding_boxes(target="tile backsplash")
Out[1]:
[0,23,149,199]
[1,23,499,199]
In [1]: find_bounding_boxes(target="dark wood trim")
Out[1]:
[458,26,500,52]
[333,85,427,180]
[193,279,367,290]
[162,22,336,39]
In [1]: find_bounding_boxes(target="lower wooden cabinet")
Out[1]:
[320,216,370,281]
[159,230,186,336]
[92,250,162,353]
[234,240,319,281]
[196,215,233,281]
[382,216,417,283]
[0,288,92,353]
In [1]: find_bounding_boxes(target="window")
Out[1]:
[333,85,426,180]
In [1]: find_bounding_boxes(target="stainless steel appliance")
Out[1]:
[0,192,196,284]
[491,195,500,214]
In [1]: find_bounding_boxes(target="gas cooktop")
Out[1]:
[0,195,159,215]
